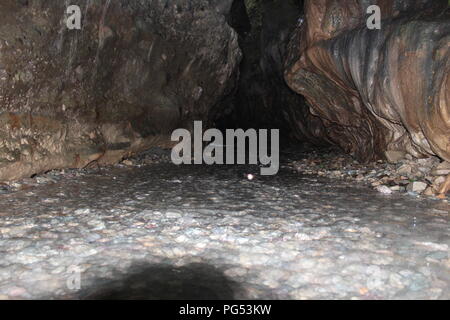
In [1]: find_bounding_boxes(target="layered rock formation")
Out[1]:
[285,0,449,162]
[0,0,241,180]
[1,0,448,181]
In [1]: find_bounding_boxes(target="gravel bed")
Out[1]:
[0,150,448,299]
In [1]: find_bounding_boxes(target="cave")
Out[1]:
[0,0,449,300]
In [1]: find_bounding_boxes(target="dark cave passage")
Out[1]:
[0,0,449,300]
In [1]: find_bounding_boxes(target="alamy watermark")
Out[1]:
[64,3,382,31]
[171,121,279,176]
[366,5,381,30]
[66,5,82,30]
[66,265,81,291]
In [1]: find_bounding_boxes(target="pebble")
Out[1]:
[407,181,428,193]
[166,210,182,219]
[0,148,447,299]
[431,162,450,176]
[376,185,393,194]
[290,148,448,198]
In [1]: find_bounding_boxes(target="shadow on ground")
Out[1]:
[78,263,245,300]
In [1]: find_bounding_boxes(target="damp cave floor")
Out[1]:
[0,155,449,299]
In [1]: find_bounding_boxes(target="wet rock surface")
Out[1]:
[0,151,448,299]
[0,0,241,181]
[285,0,450,162]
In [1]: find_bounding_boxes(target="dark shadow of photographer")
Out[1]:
[79,262,244,300]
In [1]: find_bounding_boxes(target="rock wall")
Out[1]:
[285,0,449,162]
[0,0,241,181]
[216,0,329,145]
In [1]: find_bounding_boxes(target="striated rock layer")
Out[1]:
[285,0,449,162]
[0,0,241,181]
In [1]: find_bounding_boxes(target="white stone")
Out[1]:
[166,210,182,219]
[406,181,428,193]
[375,185,393,194]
